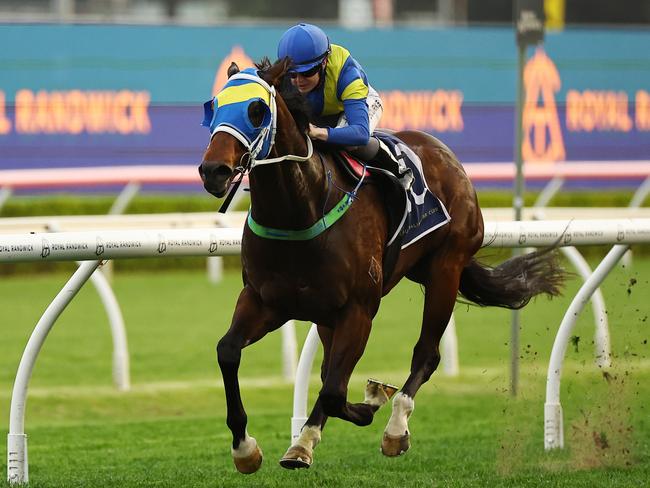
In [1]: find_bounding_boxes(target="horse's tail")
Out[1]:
[458,246,566,310]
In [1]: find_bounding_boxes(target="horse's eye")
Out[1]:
[248,101,265,128]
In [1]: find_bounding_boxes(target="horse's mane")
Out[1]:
[256,57,311,134]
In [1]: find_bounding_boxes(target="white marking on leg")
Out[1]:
[385,392,414,437]
[231,432,258,458]
[282,425,321,465]
[295,425,321,451]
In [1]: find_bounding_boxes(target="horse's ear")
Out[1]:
[227,62,240,78]
[265,57,292,87]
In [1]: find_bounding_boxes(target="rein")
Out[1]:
[250,136,313,167]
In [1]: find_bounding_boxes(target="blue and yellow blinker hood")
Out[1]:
[201,68,277,161]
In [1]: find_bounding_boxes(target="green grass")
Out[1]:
[1,255,649,486]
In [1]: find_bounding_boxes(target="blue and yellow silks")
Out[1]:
[306,44,369,117]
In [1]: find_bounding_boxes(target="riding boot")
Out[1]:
[350,137,414,190]
[370,138,414,190]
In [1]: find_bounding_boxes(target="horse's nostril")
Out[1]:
[199,162,233,183]
[215,165,233,179]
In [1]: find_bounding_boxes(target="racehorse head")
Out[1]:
[198,57,309,198]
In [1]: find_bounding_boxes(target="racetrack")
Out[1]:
[1,258,649,487]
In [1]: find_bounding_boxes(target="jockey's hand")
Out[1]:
[308,123,328,141]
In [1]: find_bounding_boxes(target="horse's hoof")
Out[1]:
[381,431,411,457]
[365,379,399,408]
[233,444,263,474]
[279,445,312,470]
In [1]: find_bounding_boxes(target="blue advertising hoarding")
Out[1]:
[0,24,648,169]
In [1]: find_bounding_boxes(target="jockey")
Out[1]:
[277,23,412,188]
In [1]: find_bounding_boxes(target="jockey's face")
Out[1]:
[290,60,325,94]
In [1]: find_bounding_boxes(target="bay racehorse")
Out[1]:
[198,57,564,473]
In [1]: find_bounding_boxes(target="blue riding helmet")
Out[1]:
[277,23,330,73]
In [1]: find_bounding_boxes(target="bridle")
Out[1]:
[206,69,314,212]
[209,71,313,171]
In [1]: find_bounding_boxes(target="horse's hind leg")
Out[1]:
[217,286,285,474]
[382,257,463,457]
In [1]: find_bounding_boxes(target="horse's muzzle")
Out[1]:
[198,162,233,198]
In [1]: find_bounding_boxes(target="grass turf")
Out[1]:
[1,254,649,486]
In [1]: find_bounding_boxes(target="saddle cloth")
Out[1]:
[340,132,451,249]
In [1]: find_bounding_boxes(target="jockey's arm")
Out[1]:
[321,98,370,146]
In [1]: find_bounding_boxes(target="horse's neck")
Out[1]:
[249,146,326,230]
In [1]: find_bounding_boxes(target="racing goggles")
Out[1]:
[289,63,322,79]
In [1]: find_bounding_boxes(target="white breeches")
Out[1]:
[335,85,383,135]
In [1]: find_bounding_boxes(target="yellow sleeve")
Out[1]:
[341,78,369,101]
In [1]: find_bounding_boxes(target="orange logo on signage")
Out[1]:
[522,48,565,163]
[13,90,151,135]
[212,46,255,96]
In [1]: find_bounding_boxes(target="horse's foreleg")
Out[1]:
[217,286,284,474]
[280,325,332,469]
[382,260,462,457]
